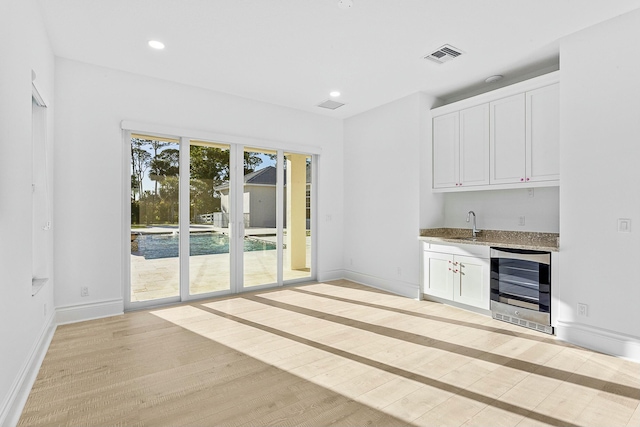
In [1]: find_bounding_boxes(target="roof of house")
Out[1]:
[244,166,278,185]
[214,165,311,191]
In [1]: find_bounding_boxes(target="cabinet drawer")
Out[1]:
[427,243,489,258]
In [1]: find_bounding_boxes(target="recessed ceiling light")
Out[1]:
[485,75,503,83]
[338,0,353,9]
[330,91,341,97]
[148,40,165,50]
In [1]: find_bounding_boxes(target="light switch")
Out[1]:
[618,218,631,233]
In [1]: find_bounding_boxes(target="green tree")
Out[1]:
[139,190,155,225]
[190,146,229,184]
[131,139,151,201]
[190,178,219,222]
[149,147,179,192]
[189,146,228,223]
[243,151,263,174]
[160,176,180,223]
[133,140,266,225]
[190,146,264,183]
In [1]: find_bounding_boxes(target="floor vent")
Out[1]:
[424,44,464,64]
[317,99,345,110]
[492,311,553,335]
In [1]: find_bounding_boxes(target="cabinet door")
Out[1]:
[490,93,526,184]
[453,255,489,309]
[433,112,460,189]
[460,104,490,187]
[423,251,454,299]
[526,84,559,182]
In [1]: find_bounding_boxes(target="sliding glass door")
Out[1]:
[283,152,312,282]
[126,132,315,309]
[242,148,279,288]
[130,135,181,303]
[188,141,232,295]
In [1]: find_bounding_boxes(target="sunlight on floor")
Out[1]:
[150,282,640,426]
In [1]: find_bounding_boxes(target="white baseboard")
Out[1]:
[423,294,492,317]
[56,298,124,325]
[343,270,421,299]
[0,312,56,427]
[316,269,345,283]
[556,320,640,363]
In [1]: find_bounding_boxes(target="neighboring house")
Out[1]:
[213,165,311,229]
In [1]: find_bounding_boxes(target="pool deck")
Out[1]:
[131,239,311,302]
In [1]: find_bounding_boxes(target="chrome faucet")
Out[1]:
[467,211,479,238]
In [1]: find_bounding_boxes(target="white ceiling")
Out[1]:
[36,0,640,118]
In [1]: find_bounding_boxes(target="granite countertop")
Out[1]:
[419,228,559,252]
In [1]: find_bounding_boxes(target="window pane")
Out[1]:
[130,136,180,302]
[243,148,278,287]
[283,153,312,281]
[189,142,231,295]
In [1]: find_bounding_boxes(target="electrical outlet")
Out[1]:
[350,258,353,266]
[577,303,588,317]
[528,188,535,198]
[617,218,631,233]
[44,303,47,317]
[518,216,526,226]
[81,286,89,297]
[397,267,401,276]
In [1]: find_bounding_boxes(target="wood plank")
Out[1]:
[18,280,640,427]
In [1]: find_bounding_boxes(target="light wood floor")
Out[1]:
[19,280,640,426]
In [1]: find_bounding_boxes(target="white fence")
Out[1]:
[198,212,250,228]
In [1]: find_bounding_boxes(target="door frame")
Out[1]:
[121,122,320,311]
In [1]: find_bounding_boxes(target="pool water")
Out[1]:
[132,232,276,260]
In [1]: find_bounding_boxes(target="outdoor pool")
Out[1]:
[132,232,276,260]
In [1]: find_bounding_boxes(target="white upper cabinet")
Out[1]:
[460,104,490,187]
[526,84,560,182]
[433,104,489,189]
[431,72,559,192]
[490,93,527,184]
[433,112,459,189]
[490,84,560,185]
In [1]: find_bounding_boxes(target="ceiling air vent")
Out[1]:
[317,99,345,110]
[424,44,464,64]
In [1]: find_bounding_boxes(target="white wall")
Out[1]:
[248,186,277,228]
[557,9,640,360]
[420,95,446,230]
[0,0,56,424]
[443,187,559,232]
[344,93,438,298]
[54,59,343,316]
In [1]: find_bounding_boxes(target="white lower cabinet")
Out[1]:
[453,254,489,309]
[422,243,490,310]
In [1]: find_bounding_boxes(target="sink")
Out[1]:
[450,236,479,241]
